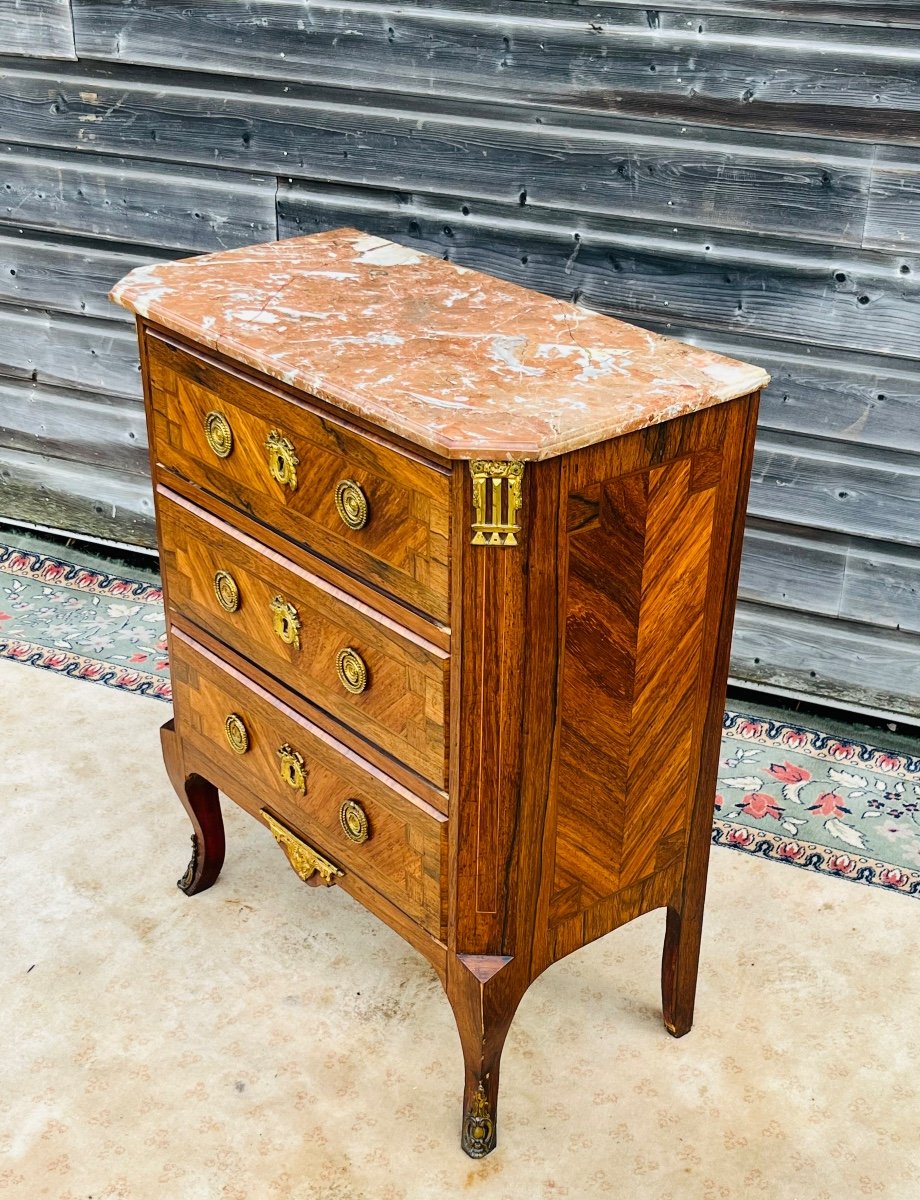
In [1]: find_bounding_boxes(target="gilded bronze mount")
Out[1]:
[461,1083,496,1157]
[470,459,524,546]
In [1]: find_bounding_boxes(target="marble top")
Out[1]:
[111,227,769,462]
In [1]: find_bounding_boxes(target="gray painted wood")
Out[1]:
[0,61,876,243]
[1,0,76,59]
[663,329,920,456]
[841,545,920,636]
[731,603,920,718]
[573,1,920,27]
[0,378,148,473]
[749,432,920,548]
[594,241,920,364]
[277,180,918,359]
[864,146,920,250]
[70,2,920,142]
[5,6,920,716]
[0,143,277,253]
[0,232,164,321]
[0,306,141,398]
[740,519,920,636]
[0,446,155,546]
[738,523,845,618]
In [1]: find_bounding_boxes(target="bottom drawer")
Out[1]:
[170,629,447,939]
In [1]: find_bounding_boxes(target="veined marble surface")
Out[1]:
[111,227,769,461]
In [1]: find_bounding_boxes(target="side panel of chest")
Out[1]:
[448,395,757,965]
[551,448,719,914]
[546,396,757,958]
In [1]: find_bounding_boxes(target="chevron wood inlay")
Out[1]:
[619,455,718,889]
[548,406,740,942]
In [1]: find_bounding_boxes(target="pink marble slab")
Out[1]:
[111,227,769,462]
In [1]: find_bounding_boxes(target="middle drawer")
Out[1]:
[158,488,449,789]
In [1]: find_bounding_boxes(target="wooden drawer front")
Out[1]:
[158,489,449,788]
[171,631,447,939]
[145,332,451,622]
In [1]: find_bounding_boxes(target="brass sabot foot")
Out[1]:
[177,832,199,894]
[461,1083,496,1158]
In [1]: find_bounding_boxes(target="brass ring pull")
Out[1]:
[277,743,306,794]
[224,713,250,754]
[334,479,369,530]
[265,430,299,490]
[213,569,240,613]
[269,595,301,649]
[340,799,370,844]
[336,646,368,694]
[204,411,234,458]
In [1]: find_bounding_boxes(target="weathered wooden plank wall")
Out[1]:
[1,0,918,717]
[1,0,76,59]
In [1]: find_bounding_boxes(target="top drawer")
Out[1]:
[145,331,451,623]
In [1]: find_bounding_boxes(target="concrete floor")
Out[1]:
[1,657,918,1199]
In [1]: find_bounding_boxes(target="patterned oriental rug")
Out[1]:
[1,537,918,897]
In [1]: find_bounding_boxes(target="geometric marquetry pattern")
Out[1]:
[551,451,720,925]
[149,334,452,624]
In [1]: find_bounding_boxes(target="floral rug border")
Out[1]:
[722,710,918,777]
[0,541,171,700]
[0,542,164,604]
[0,638,172,701]
[712,818,919,895]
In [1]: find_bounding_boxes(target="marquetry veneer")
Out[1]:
[113,227,769,1159]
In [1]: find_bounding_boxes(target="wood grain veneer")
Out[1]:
[158,487,449,788]
[119,232,763,1159]
[146,330,452,623]
[171,628,448,941]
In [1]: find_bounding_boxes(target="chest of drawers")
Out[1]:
[112,228,768,1158]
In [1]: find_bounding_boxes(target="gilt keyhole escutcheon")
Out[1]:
[276,743,306,794]
[270,595,301,650]
[265,430,299,490]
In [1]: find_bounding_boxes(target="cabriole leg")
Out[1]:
[160,718,225,895]
[445,954,526,1159]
